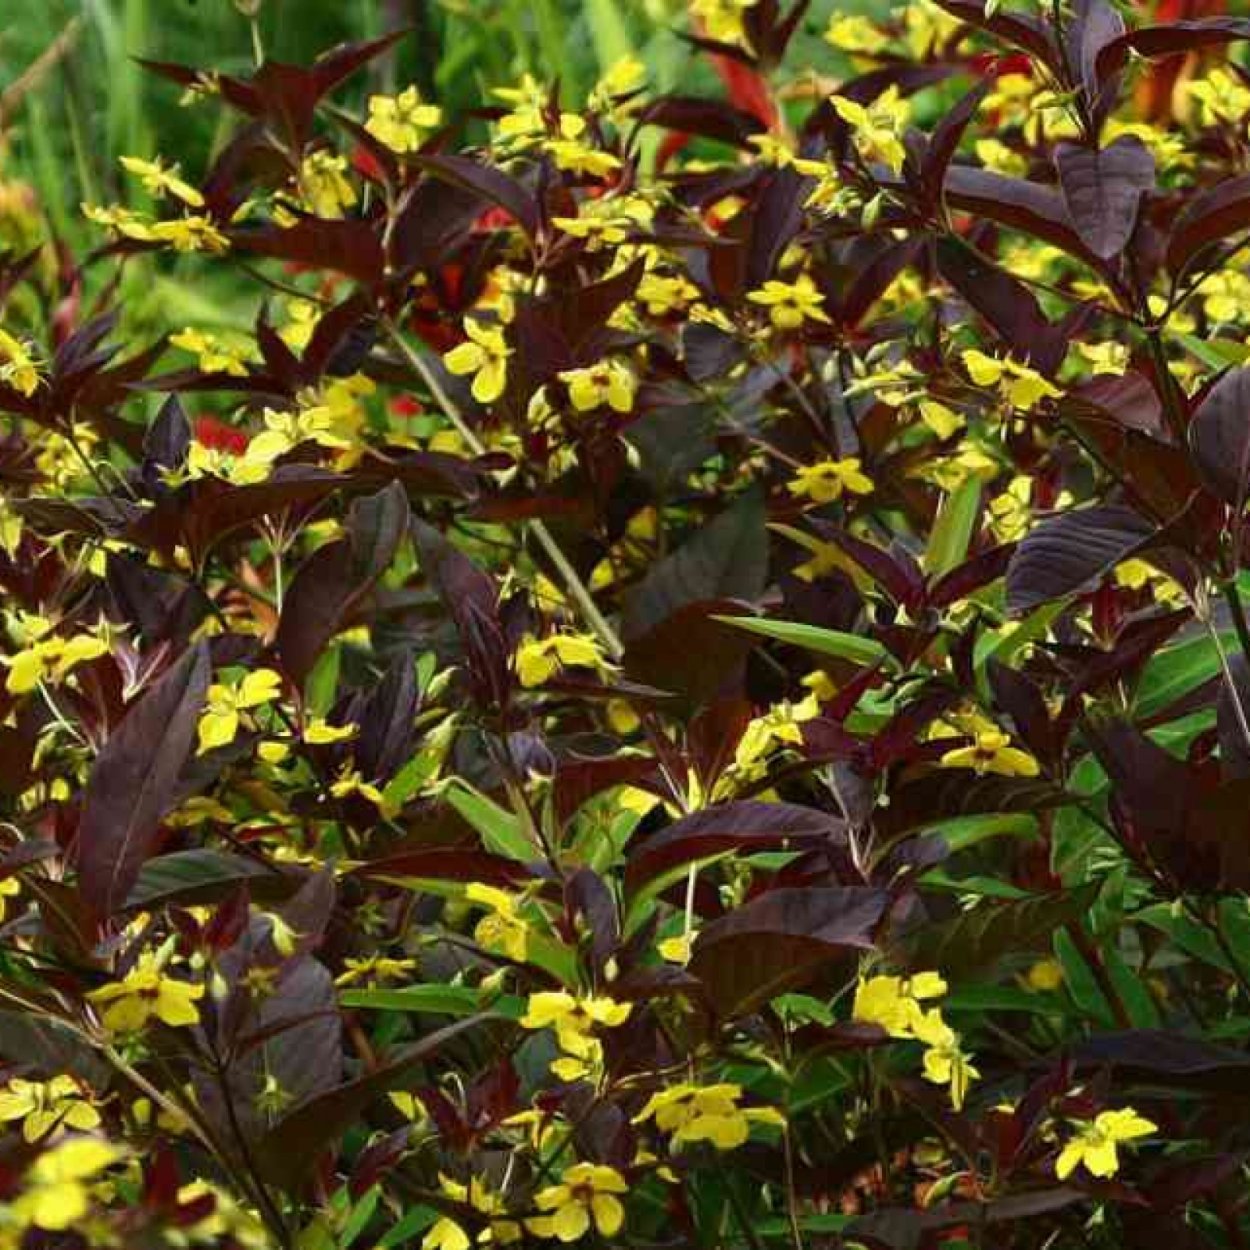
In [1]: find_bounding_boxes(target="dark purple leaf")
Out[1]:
[1187,366,1250,506]
[1061,371,1164,438]
[230,218,385,286]
[622,490,767,641]
[77,644,210,917]
[933,0,1057,65]
[411,154,539,238]
[1005,503,1157,615]
[919,80,990,207]
[1096,18,1250,86]
[254,1015,489,1192]
[277,482,410,685]
[1054,137,1154,260]
[633,95,765,149]
[689,886,888,1018]
[1166,173,1250,277]
[935,235,1066,369]
[625,801,841,898]
[1217,653,1250,781]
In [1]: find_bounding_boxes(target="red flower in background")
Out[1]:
[193,414,249,456]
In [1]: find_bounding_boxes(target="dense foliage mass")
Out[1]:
[8,1,1250,1246]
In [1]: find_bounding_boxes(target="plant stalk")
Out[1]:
[383,320,624,659]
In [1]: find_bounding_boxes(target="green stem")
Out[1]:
[383,320,624,659]
[1222,581,1250,673]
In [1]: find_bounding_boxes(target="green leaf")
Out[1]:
[339,985,524,1020]
[305,643,342,718]
[339,1185,380,1250]
[1134,632,1231,720]
[924,477,982,577]
[945,984,1057,1014]
[921,812,1038,854]
[1177,331,1250,371]
[1052,928,1116,1027]
[446,782,535,862]
[584,0,636,75]
[712,614,893,669]
[377,1207,437,1249]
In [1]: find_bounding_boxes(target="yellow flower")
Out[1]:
[515,633,607,687]
[589,57,647,112]
[425,1175,522,1250]
[330,764,387,807]
[636,271,699,316]
[787,458,873,505]
[559,360,637,414]
[1055,1108,1157,1180]
[0,327,41,396]
[903,0,962,59]
[988,475,1034,543]
[119,155,204,206]
[852,972,946,1037]
[444,318,510,405]
[297,150,357,218]
[543,115,622,178]
[185,438,271,486]
[304,717,357,745]
[170,327,251,377]
[87,953,204,1033]
[747,274,831,330]
[825,13,885,53]
[466,884,531,961]
[691,0,757,46]
[14,1137,122,1231]
[148,214,229,253]
[961,349,1062,410]
[657,932,695,965]
[424,1213,470,1250]
[529,1162,628,1242]
[0,1076,100,1143]
[830,86,910,173]
[1198,270,1250,324]
[633,1083,784,1150]
[366,86,443,152]
[917,399,964,439]
[197,667,282,754]
[0,497,22,556]
[520,991,631,1057]
[3,617,109,695]
[912,1008,979,1110]
[1025,958,1064,992]
[334,956,417,987]
[0,875,19,922]
[1075,340,1129,376]
[1187,66,1250,130]
[940,729,1039,778]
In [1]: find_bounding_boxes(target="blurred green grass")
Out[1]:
[0,0,853,332]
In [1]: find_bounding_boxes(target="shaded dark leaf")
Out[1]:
[1005,504,1157,615]
[622,491,767,641]
[277,482,410,686]
[77,644,210,917]
[1187,366,1250,506]
[899,886,1098,980]
[1167,174,1250,277]
[254,1015,490,1192]
[1054,137,1154,260]
[689,886,888,1018]
[625,801,841,899]
[411,154,539,238]
[125,850,293,911]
